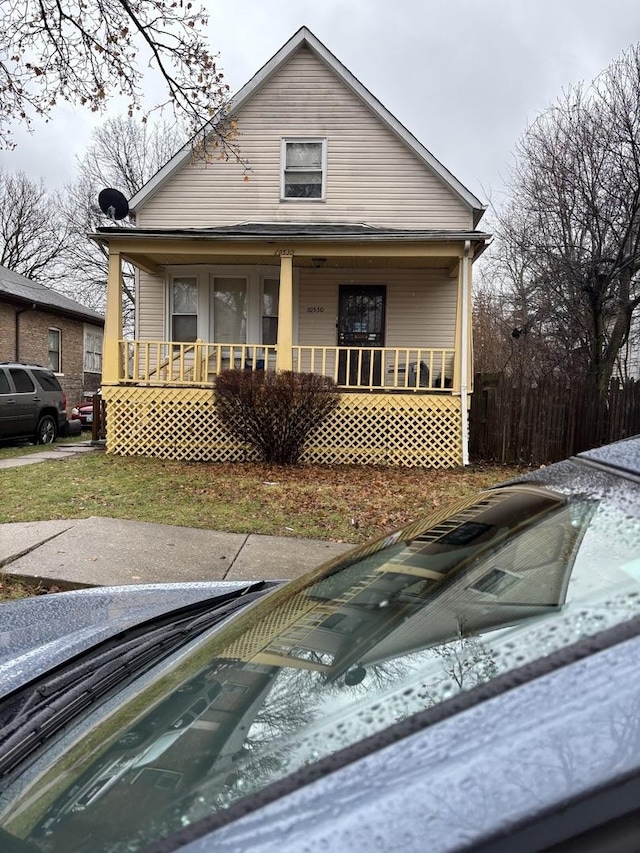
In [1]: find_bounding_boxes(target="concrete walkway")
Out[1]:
[0,440,103,469]
[0,517,352,587]
[0,442,353,588]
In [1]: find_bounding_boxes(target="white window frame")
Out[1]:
[165,266,290,345]
[281,138,327,201]
[84,328,103,373]
[47,327,61,373]
[261,276,280,346]
[170,275,199,343]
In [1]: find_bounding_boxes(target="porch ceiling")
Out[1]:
[92,226,489,275]
[121,251,456,271]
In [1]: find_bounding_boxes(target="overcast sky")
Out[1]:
[2,0,640,207]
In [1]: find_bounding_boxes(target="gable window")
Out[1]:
[171,277,198,342]
[281,139,326,200]
[48,328,61,373]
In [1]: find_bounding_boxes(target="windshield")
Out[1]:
[2,480,640,852]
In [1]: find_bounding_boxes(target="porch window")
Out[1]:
[47,328,61,372]
[281,139,326,199]
[213,277,247,343]
[84,330,103,373]
[171,277,198,342]
[262,278,279,345]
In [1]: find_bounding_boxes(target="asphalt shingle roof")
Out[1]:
[96,222,490,242]
[0,265,104,325]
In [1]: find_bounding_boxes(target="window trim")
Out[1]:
[84,328,103,374]
[280,138,327,201]
[47,327,61,374]
[170,275,199,344]
[164,265,288,345]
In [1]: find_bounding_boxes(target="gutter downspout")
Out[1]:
[461,240,471,466]
[14,303,37,361]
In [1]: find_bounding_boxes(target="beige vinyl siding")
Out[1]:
[138,47,472,230]
[297,268,456,348]
[138,271,165,341]
[137,267,456,351]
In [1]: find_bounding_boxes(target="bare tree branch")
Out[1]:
[0,0,237,157]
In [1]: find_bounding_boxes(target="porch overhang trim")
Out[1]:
[91,237,486,264]
[93,226,490,243]
[91,229,489,261]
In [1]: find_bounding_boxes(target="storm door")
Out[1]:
[337,285,386,386]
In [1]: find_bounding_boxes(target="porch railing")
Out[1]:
[293,346,455,391]
[118,340,455,392]
[119,341,277,385]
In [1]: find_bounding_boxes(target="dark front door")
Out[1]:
[337,286,386,386]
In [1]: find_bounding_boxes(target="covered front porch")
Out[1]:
[94,224,487,466]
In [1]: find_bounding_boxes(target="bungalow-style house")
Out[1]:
[93,27,490,467]
[0,265,104,409]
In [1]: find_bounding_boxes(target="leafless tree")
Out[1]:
[476,207,576,382]
[486,45,640,393]
[472,266,512,376]
[76,114,185,197]
[0,169,70,281]
[0,0,233,151]
[59,116,187,329]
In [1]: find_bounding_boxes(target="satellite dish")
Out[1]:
[98,188,129,222]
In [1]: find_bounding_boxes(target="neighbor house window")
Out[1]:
[84,331,103,373]
[212,277,247,344]
[171,277,198,342]
[281,139,326,199]
[48,328,61,372]
[262,278,279,345]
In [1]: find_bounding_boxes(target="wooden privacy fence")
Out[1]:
[469,373,640,465]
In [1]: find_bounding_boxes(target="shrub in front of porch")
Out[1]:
[214,370,341,465]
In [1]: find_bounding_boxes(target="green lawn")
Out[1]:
[0,450,525,545]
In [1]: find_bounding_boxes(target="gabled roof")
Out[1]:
[0,265,104,325]
[129,27,486,225]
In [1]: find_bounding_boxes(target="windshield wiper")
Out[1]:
[0,583,271,780]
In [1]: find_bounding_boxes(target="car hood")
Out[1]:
[0,582,256,698]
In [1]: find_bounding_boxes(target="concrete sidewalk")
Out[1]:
[0,441,353,588]
[0,440,103,469]
[0,517,353,588]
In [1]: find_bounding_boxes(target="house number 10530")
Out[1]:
[306,306,325,313]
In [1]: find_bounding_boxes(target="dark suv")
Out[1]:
[0,363,68,444]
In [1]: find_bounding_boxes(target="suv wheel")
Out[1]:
[35,415,57,445]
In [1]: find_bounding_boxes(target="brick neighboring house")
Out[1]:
[0,265,105,412]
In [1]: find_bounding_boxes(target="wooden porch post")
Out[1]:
[102,250,123,384]
[453,252,463,395]
[276,249,294,371]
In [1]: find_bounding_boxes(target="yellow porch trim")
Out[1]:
[100,236,469,263]
[103,251,122,385]
[100,385,463,468]
[276,250,294,371]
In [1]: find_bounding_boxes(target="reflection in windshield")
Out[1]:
[5,483,639,852]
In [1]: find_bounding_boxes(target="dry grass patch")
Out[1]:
[0,453,527,544]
